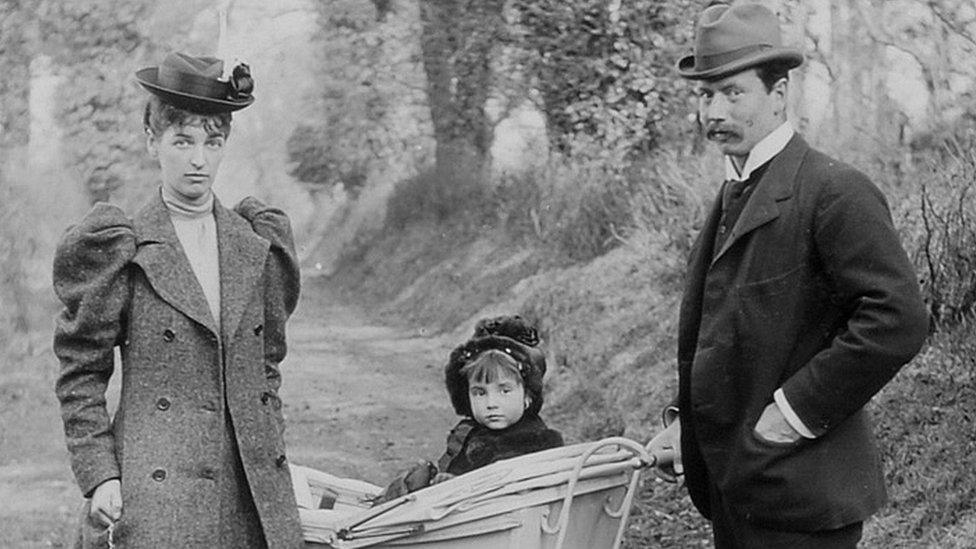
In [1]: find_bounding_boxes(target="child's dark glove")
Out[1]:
[372,460,437,506]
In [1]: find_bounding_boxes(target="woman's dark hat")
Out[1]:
[676,3,803,80]
[445,315,547,418]
[135,52,254,113]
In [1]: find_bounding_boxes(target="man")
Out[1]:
[647,3,929,548]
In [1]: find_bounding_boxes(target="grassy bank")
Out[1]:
[321,140,976,547]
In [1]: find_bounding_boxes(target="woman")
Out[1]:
[53,51,303,548]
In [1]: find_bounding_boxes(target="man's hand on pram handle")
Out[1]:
[646,417,683,483]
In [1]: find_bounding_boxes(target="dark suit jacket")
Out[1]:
[677,135,928,531]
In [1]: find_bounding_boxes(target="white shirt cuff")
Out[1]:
[662,406,680,427]
[773,388,817,439]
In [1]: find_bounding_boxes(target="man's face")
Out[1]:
[148,123,226,205]
[696,68,786,161]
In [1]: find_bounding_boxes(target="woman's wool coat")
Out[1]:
[53,193,304,548]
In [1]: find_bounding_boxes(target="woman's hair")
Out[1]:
[460,349,524,386]
[143,96,233,137]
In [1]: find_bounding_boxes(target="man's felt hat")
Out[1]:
[135,52,254,113]
[676,2,803,80]
[445,315,547,418]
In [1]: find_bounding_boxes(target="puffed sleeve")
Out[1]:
[52,202,135,496]
[233,196,301,391]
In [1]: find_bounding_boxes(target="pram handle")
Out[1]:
[545,437,654,549]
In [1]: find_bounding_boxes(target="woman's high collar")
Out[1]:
[160,186,214,218]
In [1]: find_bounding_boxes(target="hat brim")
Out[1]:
[676,48,803,80]
[135,67,253,114]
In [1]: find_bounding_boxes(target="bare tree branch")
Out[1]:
[926,1,976,49]
[803,28,837,82]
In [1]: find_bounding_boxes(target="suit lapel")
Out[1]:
[132,192,219,335]
[214,198,269,344]
[711,134,808,264]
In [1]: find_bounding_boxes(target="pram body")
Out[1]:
[294,437,653,549]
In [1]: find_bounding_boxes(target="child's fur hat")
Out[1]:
[445,315,547,418]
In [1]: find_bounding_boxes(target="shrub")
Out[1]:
[486,146,719,264]
[384,167,491,233]
[490,157,639,262]
[286,124,369,198]
[896,132,976,327]
[625,148,719,269]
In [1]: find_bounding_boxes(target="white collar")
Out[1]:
[160,186,215,219]
[724,121,794,182]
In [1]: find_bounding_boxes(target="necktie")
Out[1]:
[714,179,753,258]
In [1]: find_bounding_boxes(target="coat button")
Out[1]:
[156,397,171,411]
[162,329,175,342]
[202,401,218,412]
[151,468,167,482]
[275,454,287,468]
[253,324,264,336]
[200,467,216,480]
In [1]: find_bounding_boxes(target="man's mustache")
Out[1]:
[705,124,741,140]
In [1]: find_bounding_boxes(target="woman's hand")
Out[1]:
[90,478,123,527]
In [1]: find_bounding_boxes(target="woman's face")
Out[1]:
[148,123,226,205]
[468,370,528,430]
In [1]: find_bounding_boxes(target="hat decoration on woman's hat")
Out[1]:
[445,315,548,418]
[677,2,803,80]
[135,52,254,113]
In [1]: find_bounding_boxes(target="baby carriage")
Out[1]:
[293,437,656,549]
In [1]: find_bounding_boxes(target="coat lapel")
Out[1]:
[132,192,219,335]
[214,198,269,344]
[712,134,808,265]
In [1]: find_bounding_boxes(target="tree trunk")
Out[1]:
[418,0,503,190]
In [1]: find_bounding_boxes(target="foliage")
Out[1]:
[0,1,33,150]
[0,173,31,356]
[511,0,697,161]
[34,0,160,206]
[419,0,505,179]
[286,0,431,197]
[382,153,661,264]
[0,3,43,357]
[384,166,492,232]
[287,124,369,197]
[489,160,633,261]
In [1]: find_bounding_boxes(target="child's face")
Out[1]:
[468,371,528,430]
[148,123,226,205]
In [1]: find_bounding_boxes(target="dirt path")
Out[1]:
[0,282,459,547]
[279,282,458,484]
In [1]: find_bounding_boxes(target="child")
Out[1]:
[375,315,563,503]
